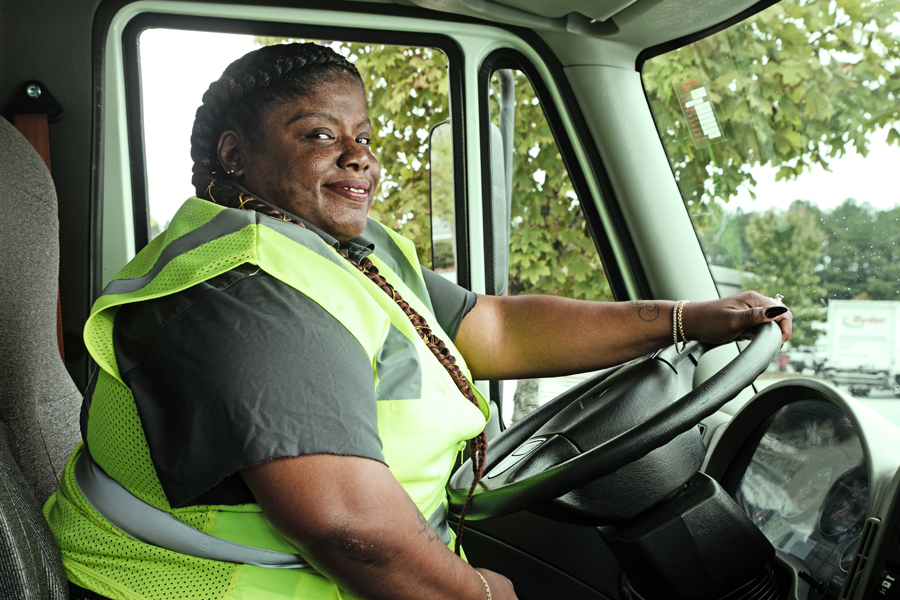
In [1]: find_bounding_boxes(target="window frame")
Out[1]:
[634,0,781,72]
[477,49,639,428]
[477,49,631,299]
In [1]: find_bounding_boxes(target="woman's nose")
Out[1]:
[338,138,370,171]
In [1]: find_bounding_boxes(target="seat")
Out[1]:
[0,115,83,598]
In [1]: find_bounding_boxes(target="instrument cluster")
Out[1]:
[732,400,867,598]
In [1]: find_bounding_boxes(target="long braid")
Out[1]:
[339,253,488,555]
[190,42,487,555]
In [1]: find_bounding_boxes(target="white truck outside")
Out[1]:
[824,300,900,397]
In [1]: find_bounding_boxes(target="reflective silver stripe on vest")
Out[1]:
[73,450,452,565]
[101,210,253,297]
[73,450,312,569]
[101,207,348,298]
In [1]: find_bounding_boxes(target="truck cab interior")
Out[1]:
[2,0,900,599]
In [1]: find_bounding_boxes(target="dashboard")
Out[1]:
[703,379,900,600]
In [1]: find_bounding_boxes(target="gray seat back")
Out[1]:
[0,422,68,598]
[0,115,82,597]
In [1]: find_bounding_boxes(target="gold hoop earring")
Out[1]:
[206,181,218,204]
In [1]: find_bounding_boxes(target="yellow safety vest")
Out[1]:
[45,196,488,600]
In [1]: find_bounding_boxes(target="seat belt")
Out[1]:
[7,81,65,362]
[13,112,51,170]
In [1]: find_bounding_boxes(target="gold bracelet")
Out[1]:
[678,299,690,349]
[476,571,492,600]
[672,301,679,349]
[674,300,690,354]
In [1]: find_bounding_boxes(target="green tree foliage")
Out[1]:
[645,0,900,349]
[743,201,826,346]
[819,200,900,301]
[644,0,900,219]
[696,207,752,271]
[702,198,900,347]
[490,72,613,301]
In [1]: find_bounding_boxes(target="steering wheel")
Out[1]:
[448,322,782,524]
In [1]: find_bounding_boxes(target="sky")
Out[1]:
[731,127,900,214]
[140,30,257,228]
[139,28,900,230]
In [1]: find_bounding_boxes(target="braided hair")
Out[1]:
[190,42,487,554]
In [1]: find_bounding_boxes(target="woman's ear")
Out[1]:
[217,130,245,177]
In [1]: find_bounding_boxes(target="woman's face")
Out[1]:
[231,74,381,241]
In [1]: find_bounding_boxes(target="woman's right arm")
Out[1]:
[241,454,517,600]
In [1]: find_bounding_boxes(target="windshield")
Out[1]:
[643,0,900,425]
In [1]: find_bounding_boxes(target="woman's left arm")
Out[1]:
[454,291,792,381]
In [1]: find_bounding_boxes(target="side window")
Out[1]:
[485,66,613,427]
[138,29,454,271]
[428,121,458,283]
[139,29,258,242]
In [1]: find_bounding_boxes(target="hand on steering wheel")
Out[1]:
[449,321,783,523]
[683,291,792,345]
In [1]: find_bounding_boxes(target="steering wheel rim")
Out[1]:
[448,321,782,520]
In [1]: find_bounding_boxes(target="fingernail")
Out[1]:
[765,306,788,318]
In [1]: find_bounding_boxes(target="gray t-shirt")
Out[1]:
[113,230,476,508]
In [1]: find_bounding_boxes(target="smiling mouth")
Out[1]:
[326,182,370,202]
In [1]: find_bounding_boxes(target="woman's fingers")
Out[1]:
[764,306,789,318]
[751,293,793,343]
[765,305,793,343]
[684,292,793,344]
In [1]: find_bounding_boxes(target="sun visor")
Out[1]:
[491,0,637,22]
[400,0,622,35]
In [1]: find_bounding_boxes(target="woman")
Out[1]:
[47,42,792,600]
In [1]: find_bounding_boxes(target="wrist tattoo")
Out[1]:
[632,301,661,322]
[416,511,440,543]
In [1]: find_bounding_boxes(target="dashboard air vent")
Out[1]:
[839,517,881,600]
